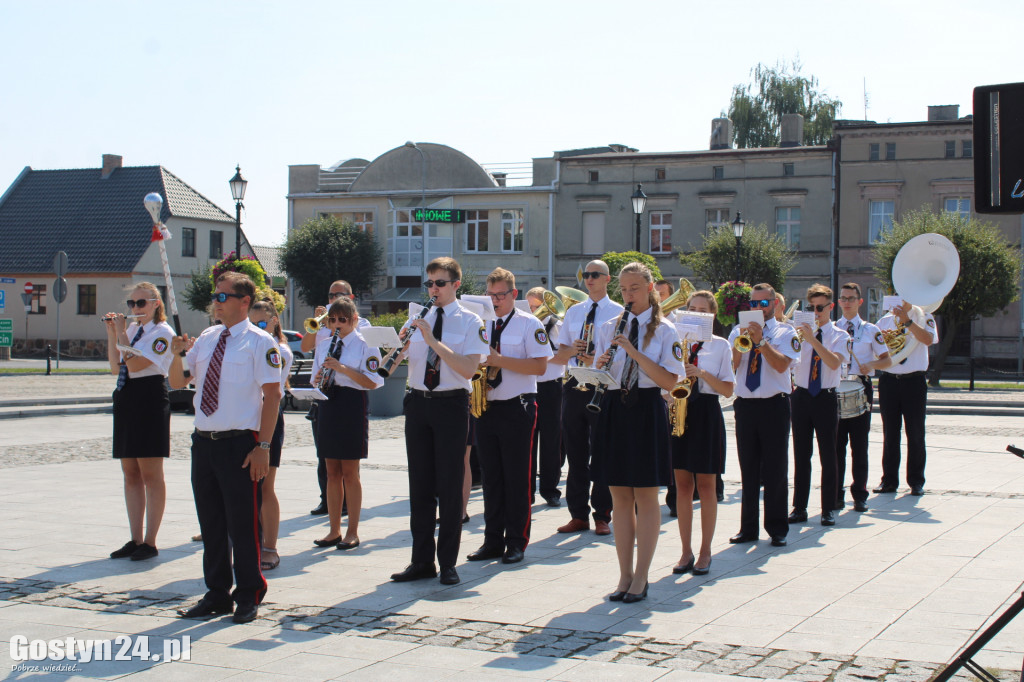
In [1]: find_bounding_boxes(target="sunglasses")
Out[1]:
[126,298,157,308]
[807,303,831,312]
[488,290,513,300]
[255,320,269,329]
[423,279,455,288]
[328,291,352,300]
[581,271,606,280]
[328,316,349,324]
[211,292,246,303]
[748,299,773,308]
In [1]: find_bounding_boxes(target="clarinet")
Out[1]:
[586,302,633,414]
[317,328,342,391]
[378,296,438,378]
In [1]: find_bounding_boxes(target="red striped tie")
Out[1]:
[200,329,231,416]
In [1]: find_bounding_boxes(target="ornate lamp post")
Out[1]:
[631,184,647,252]
[229,165,247,258]
[732,212,746,281]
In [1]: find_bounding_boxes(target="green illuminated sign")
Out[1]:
[413,209,465,223]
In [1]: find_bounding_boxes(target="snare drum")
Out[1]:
[837,379,868,419]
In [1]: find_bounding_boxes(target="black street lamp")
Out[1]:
[732,211,746,282]
[631,184,647,252]
[229,165,247,258]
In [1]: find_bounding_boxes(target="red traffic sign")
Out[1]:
[23,282,33,294]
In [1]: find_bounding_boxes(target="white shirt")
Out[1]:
[187,319,282,431]
[485,309,554,401]
[557,295,624,368]
[592,307,683,389]
[312,329,384,390]
[876,311,937,374]
[686,336,735,395]
[122,320,176,378]
[793,321,849,391]
[839,315,888,377]
[729,317,800,398]
[405,300,490,392]
[277,339,294,391]
[538,317,565,383]
[315,316,371,346]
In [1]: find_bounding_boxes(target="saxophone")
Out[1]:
[668,341,692,437]
[470,365,498,418]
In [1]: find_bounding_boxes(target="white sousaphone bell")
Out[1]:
[885,233,961,364]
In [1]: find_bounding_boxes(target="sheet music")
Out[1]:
[566,366,620,390]
[674,323,700,344]
[737,310,763,329]
[882,295,903,312]
[409,302,425,319]
[289,387,329,401]
[460,295,496,322]
[792,310,815,328]
[676,311,714,341]
[116,344,141,358]
[361,326,400,349]
[513,300,532,313]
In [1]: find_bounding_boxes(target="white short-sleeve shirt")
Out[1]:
[486,309,554,400]
[793,321,850,391]
[838,315,888,377]
[538,317,565,383]
[312,329,384,390]
[876,311,937,374]
[405,300,490,392]
[556,295,624,368]
[592,307,683,389]
[729,317,799,398]
[687,336,735,395]
[123,320,176,378]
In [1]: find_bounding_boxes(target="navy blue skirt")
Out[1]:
[672,392,726,474]
[592,387,671,487]
[316,386,369,460]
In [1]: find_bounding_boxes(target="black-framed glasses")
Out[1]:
[488,290,513,300]
[328,291,352,300]
[807,303,831,312]
[838,296,859,303]
[328,316,348,324]
[749,299,773,308]
[211,292,246,303]
[423,279,455,289]
[581,271,605,280]
[126,298,157,308]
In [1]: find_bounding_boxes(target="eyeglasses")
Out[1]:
[422,279,455,289]
[748,299,773,309]
[328,291,352,300]
[211,292,246,303]
[807,303,831,312]
[838,296,859,303]
[126,298,157,308]
[581,271,606,280]
[488,290,513,300]
[328,316,348,324]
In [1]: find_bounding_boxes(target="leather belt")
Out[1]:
[194,428,252,440]
[882,371,926,380]
[794,386,836,395]
[735,393,788,401]
[489,393,538,404]
[407,388,469,399]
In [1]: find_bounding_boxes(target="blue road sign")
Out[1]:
[0,278,14,284]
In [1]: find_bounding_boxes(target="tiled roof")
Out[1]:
[252,244,285,279]
[0,164,234,274]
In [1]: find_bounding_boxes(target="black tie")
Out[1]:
[330,339,343,386]
[488,312,512,389]
[621,316,640,407]
[424,308,444,390]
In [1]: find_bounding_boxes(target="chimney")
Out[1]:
[780,113,804,147]
[928,105,959,121]
[710,118,732,150]
[101,154,122,179]
[492,172,507,187]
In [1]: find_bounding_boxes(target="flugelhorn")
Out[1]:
[377,296,438,378]
[734,328,753,353]
[555,286,588,311]
[303,311,329,334]
[586,302,633,414]
[533,290,566,322]
[658,278,696,318]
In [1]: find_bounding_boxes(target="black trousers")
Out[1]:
[734,394,790,539]
[836,377,873,504]
[532,379,563,500]
[791,388,839,514]
[477,396,537,552]
[878,372,928,488]
[561,384,612,523]
[403,391,469,569]
[191,431,266,606]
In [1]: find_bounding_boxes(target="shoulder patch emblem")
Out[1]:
[266,348,282,369]
[534,328,548,345]
[366,356,380,373]
[874,331,884,345]
[479,325,488,343]
[152,338,169,355]
[926,318,935,328]
[672,341,683,361]
[791,337,801,353]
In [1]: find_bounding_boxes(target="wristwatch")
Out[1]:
[755,339,767,348]
[258,441,271,451]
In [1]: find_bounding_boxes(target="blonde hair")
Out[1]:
[130,282,166,323]
[486,267,516,289]
[618,262,661,349]
[526,286,546,302]
[251,299,283,341]
[687,290,718,315]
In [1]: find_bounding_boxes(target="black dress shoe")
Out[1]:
[672,556,695,574]
[835,499,846,510]
[770,535,788,547]
[788,509,808,524]
[110,540,140,559]
[717,493,725,503]
[310,502,328,515]
[622,583,648,604]
[608,590,627,602]
[821,511,836,526]
[543,495,561,508]
[130,543,159,561]
[232,603,258,624]
[502,548,524,564]
[729,532,757,544]
[854,500,869,512]
[467,545,504,562]
[668,507,678,518]
[462,514,471,524]
[873,483,898,494]
[179,597,233,618]
[313,536,342,548]
[439,567,460,585]
[910,485,925,496]
[692,558,713,576]
[390,562,437,582]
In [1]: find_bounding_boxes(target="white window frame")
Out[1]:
[944,197,971,219]
[352,211,374,233]
[867,288,883,324]
[868,200,895,244]
[465,209,489,253]
[705,208,730,236]
[386,209,424,269]
[649,211,672,254]
[775,206,801,249]
[501,209,524,253]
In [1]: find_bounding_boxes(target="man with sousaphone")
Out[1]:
[873,233,960,497]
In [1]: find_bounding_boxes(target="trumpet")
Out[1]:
[377,296,437,378]
[734,328,754,353]
[303,311,329,334]
[586,302,633,414]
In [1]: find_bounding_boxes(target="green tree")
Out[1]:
[873,208,1022,386]
[457,264,486,297]
[182,255,284,316]
[280,216,383,309]
[183,263,214,314]
[679,224,795,291]
[727,60,841,148]
[600,251,664,303]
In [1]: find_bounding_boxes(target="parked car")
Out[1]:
[284,329,305,359]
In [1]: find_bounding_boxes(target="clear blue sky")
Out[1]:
[1,0,1019,248]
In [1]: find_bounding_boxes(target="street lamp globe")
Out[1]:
[229,165,247,202]
[631,184,647,215]
[732,212,745,239]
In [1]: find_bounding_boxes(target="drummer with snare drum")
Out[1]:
[835,282,891,513]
